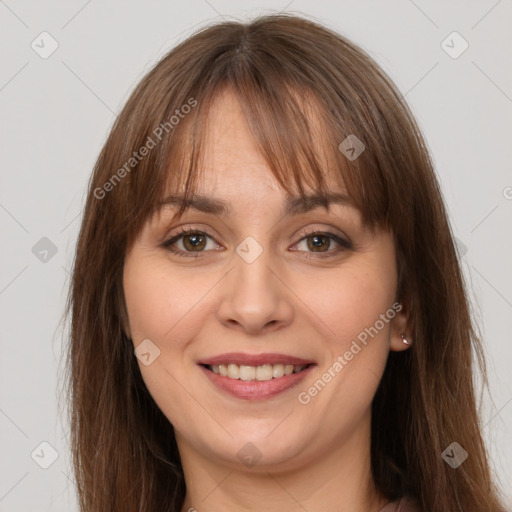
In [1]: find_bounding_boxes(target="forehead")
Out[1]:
[196,89,278,193]
[162,86,347,202]
[157,90,355,222]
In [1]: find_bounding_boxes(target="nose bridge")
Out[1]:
[234,235,276,295]
[216,234,293,333]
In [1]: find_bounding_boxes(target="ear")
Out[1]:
[389,302,412,352]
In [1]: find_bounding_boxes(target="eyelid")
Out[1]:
[162,226,216,247]
[293,226,351,246]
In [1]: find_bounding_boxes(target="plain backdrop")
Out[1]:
[1,1,511,510]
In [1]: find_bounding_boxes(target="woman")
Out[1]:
[65,13,507,512]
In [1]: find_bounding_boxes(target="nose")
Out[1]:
[215,243,294,335]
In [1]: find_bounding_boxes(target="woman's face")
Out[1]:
[123,89,409,472]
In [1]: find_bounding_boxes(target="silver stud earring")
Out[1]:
[401,333,410,345]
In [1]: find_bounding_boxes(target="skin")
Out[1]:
[123,88,411,512]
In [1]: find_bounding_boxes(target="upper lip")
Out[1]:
[197,352,315,367]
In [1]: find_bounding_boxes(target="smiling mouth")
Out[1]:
[202,363,312,381]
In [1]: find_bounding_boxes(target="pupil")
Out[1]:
[309,235,328,251]
[185,233,205,251]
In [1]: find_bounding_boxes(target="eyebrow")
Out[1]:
[157,192,355,217]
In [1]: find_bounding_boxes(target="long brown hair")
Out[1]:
[64,13,507,512]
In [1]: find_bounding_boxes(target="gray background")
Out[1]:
[1,1,511,510]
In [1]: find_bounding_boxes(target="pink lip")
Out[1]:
[197,352,314,366]
[198,363,315,401]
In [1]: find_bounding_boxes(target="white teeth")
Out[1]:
[239,365,256,381]
[227,363,239,379]
[272,364,284,378]
[256,364,273,381]
[208,362,308,381]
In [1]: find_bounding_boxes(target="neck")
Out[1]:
[178,411,388,512]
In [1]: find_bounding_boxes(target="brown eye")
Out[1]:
[182,232,207,251]
[306,234,331,252]
[294,231,352,256]
[163,228,219,258]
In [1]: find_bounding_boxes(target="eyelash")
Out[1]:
[161,226,353,259]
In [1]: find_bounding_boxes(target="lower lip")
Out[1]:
[199,365,315,400]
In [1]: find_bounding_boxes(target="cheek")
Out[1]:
[122,255,210,430]
[293,259,397,432]
[123,255,214,343]
[293,254,398,352]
